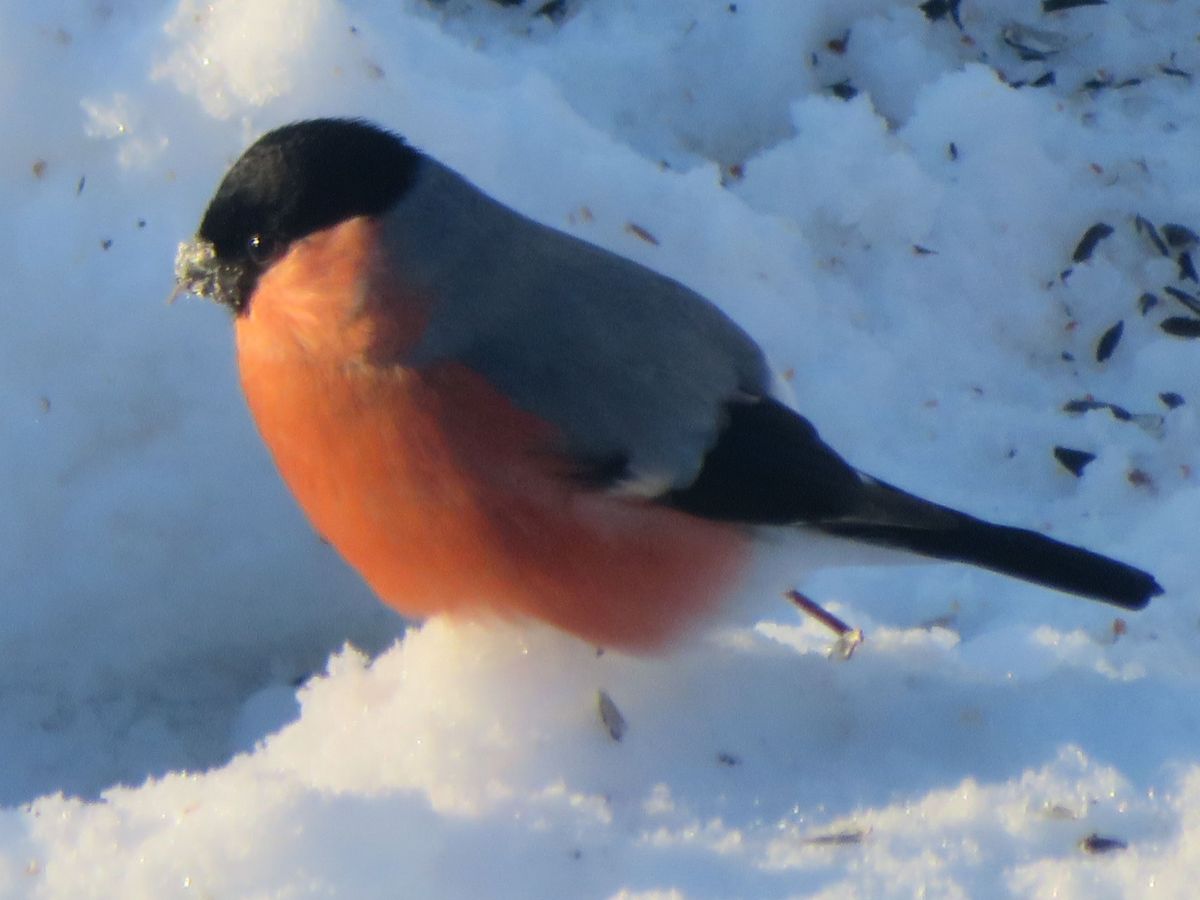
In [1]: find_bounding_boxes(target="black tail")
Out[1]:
[663,396,1161,611]
[818,478,1162,611]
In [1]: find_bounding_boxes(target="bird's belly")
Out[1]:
[234,348,750,651]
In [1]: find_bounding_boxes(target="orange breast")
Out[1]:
[233,217,750,651]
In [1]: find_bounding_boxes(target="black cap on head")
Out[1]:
[183,118,423,312]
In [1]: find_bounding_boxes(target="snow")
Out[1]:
[2,0,1198,896]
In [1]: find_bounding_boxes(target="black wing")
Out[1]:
[664,396,1161,611]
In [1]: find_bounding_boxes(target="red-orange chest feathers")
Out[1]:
[233,218,750,651]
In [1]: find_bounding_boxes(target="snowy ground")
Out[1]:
[2,0,1199,896]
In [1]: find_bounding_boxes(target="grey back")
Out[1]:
[379,160,770,491]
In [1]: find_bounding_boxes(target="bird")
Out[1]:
[175,117,1162,652]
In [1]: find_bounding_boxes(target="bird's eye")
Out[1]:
[246,234,280,266]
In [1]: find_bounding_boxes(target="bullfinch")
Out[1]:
[175,118,1161,651]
